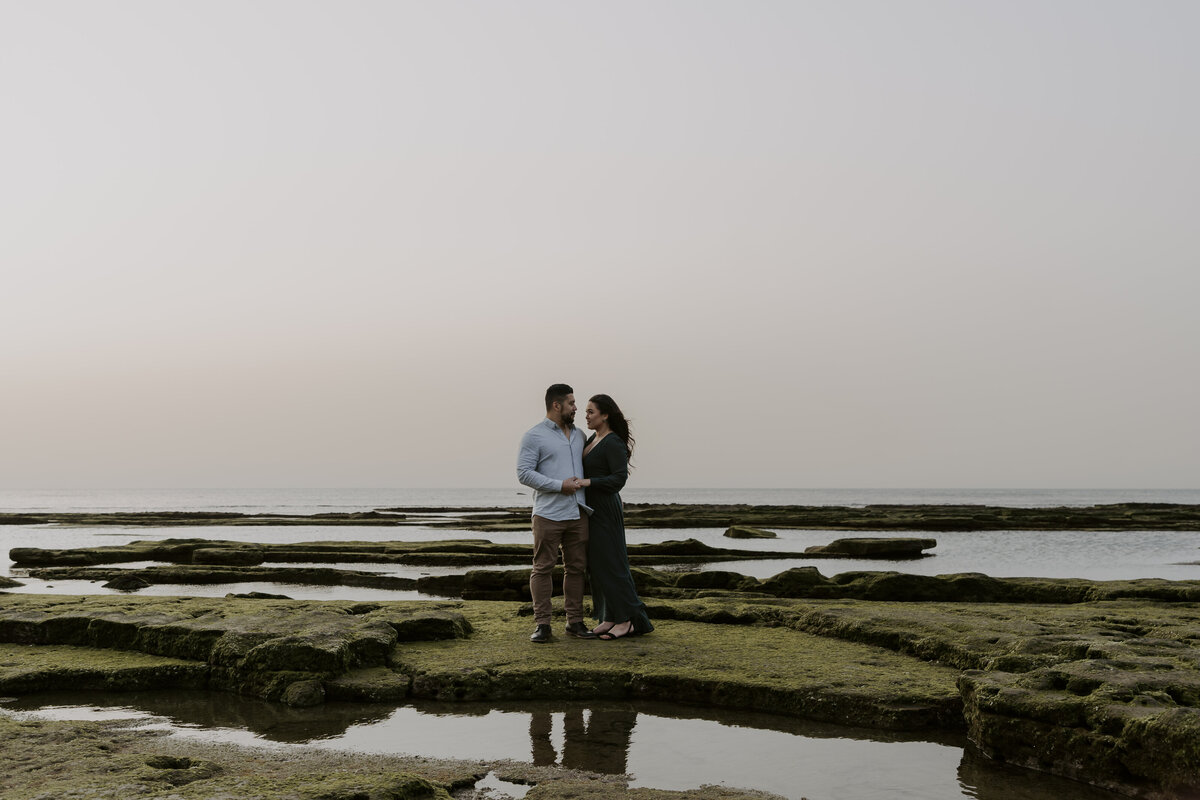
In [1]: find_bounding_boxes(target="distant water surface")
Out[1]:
[3,487,1199,514]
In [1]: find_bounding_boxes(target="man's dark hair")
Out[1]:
[545,383,573,411]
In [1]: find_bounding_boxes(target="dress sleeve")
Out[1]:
[588,439,628,494]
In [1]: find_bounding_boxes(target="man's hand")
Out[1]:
[561,477,582,494]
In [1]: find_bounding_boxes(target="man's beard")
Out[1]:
[562,410,575,424]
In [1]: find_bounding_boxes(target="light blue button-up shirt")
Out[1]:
[517,418,592,521]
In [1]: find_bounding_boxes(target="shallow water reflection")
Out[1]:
[1,691,1124,800]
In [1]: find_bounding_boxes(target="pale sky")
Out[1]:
[2,1,1197,489]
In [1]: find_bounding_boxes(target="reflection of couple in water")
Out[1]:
[517,383,654,644]
[530,707,638,774]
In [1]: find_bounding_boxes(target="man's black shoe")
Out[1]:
[530,624,552,644]
[565,621,596,639]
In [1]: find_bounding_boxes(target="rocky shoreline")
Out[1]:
[3,507,1199,798]
[2,586,1198,797]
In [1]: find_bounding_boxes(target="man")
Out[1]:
[516,383,593,643]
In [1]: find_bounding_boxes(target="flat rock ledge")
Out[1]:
[23,562,1200,609]
[1,593,1198,798]
[803,537,936,558]
[723,526,777,539]
[9,537,820,568]
[0,596,470,704]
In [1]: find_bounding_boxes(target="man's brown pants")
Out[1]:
[530,514,588,625]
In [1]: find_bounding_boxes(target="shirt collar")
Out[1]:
[542,417,574,434]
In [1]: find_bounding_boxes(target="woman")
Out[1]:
[579,394,654,640]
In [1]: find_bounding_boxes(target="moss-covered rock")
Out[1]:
[103,573,152,591]
[0,642,209,693]
[193,546,266,566]
[391,602,962,731]
[804,537,936,558]
[281,678,326,707]
[0,596,472,703]
[325,665,411,702]
[960,666,1200,800]
[723,526,777,539]
[3,590,1198,797]
[672,571,761,592]
[757,567,832,596]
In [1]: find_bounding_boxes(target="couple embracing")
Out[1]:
[516,383,654,644]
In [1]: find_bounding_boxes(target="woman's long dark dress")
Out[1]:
[583,434,653,634]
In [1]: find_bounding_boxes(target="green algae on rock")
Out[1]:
[386,601,963,731]
[0,596,471,703]
[0,642,208,694]
[2,590,1198,797]
[961,666,1200,800]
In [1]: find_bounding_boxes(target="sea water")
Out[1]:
[3,486,1200,514]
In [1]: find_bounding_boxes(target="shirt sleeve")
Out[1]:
[517,430,564,493]
[587,439,628,494]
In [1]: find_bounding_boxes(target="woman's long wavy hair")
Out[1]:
[590,394,635,462]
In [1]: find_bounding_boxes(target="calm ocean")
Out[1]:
[2,487,1198,514]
